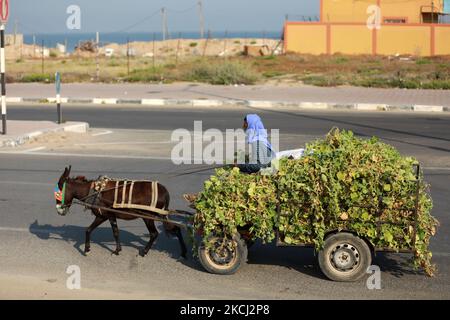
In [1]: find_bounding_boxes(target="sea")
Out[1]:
[23,31,282,53]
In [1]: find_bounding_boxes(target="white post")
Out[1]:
[1,23,6,134]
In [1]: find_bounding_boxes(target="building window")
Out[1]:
[383,17,407,24]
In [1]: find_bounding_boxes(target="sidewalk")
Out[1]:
[0,120,89,147]
[6,83,450,111]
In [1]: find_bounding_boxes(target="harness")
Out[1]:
[54,176,170,215]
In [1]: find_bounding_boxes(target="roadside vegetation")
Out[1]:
[7,53,450,89]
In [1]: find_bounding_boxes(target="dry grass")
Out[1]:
[6,53,450,89]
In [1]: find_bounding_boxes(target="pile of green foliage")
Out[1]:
[194,129,438,275]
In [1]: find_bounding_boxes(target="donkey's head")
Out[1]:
[54,166,73,216]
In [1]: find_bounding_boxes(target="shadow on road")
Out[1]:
[373,253,425,278]
[27,220,424,279]
[28,219,187,260]
[246,242,328,280]
[245,241,423,280]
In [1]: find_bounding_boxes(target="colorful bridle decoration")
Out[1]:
[54,182,66,204]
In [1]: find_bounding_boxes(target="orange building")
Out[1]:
[284,0,450,56]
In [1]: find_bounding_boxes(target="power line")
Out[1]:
[112,9,161,34]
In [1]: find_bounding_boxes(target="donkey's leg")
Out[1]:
[140,218,159,257]
[85,215,107,254]
[109,217,122,255]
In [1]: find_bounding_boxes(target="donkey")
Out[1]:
[54,166,187,258]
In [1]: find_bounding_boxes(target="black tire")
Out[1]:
[198,233,248,275]
[318,232,372,282]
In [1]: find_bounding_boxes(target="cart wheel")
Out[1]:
[318,232,372,282]
[198,234,247,275]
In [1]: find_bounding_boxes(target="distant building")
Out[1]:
[5,34,24,46]
[284,0,450,56]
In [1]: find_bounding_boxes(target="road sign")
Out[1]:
[0,0,9,25]
[55,72,61,95]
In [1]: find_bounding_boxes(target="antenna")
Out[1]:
[198,0,205,38]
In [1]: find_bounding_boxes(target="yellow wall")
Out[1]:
[322,0,377,22]
[376,26,430,55]
[434,26,450,55]
[322,0,444,23]
[284,1,450,56]
[331,25,372,54]
[285,24,327,54]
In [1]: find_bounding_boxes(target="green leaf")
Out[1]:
[337,172,345,181]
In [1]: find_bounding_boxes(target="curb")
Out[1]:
[5,97,449,112]
[1,122,89,148]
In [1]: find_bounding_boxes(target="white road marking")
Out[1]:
[0,150,172,160]
[22,146,47,153]
[75,141,173,146]
[92,130,113,137]
[423,167,450,171]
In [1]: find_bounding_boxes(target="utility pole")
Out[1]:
[33,35,36,58]
[152,32,156,68]
[95,31,100,81]
[161,7,167,41]
[198,0,205,38]
[13,19,17,45]
[175,32,181,66]
[127,37,130,76]
[41,40,45,74]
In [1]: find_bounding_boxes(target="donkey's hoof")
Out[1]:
[84,248,90,255]
[111,250,121,256]
[139,249,148,257]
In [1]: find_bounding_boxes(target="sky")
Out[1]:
[6,0,319,34]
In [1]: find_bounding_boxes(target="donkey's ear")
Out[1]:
[67,165,72,176]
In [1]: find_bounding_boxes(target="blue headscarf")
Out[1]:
[245,114,273,151]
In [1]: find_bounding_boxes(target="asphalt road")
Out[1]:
[1,104,449,299]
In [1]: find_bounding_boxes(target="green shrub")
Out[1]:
[262,71,285,78]
[21,73,54,83]
[186,61,259,85]
[416,58,431,65]
[194,129,438,276]
[301,75,344,87]
[124,67,163,82]
[189,42,198,47]
[333,56,349,64]
[107,60,120,67]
